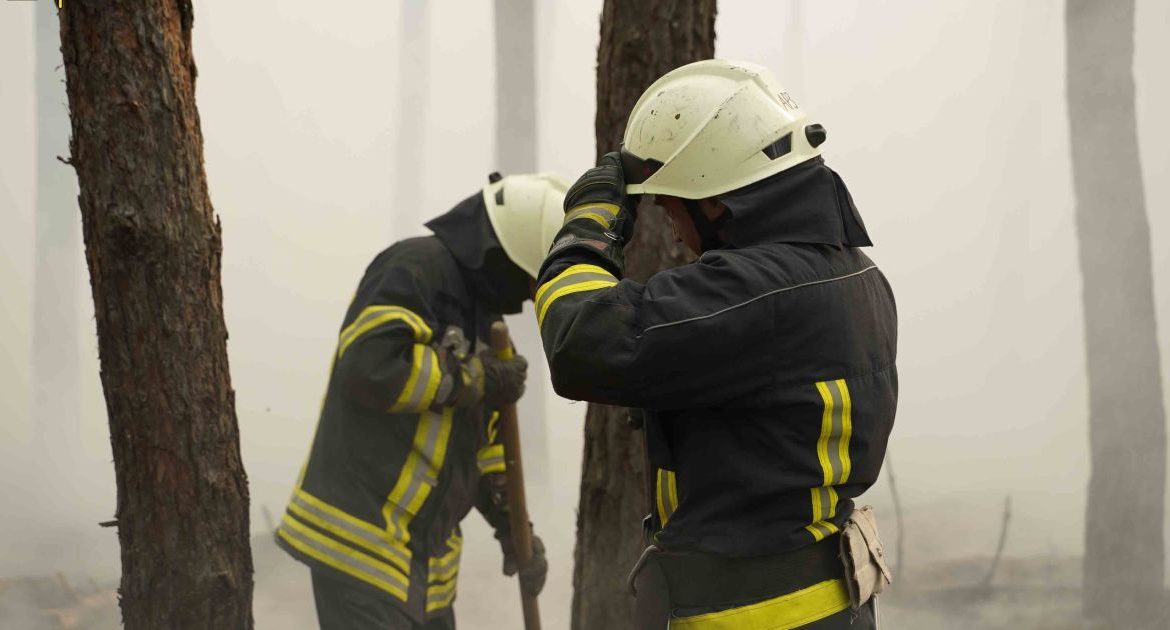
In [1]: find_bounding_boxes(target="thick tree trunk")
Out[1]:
[571,3,715,628]
[57,3,254,628]
[1067,0,1167,626]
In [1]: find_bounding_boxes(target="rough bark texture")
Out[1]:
[56,3,254,628]
[1067,0,1167,626]
[571,3,715,628]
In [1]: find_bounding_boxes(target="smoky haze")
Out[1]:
[1,1,1168,628]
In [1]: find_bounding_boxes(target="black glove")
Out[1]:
[565,151,627,211]
[501,530,548,597]
[480,350,527,408]
[565,152,639,241]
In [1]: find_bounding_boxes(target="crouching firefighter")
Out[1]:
[277,173,565,629]
[536,60,897,628]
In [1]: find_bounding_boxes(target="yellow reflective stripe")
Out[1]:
[667,470,679,513]
[670,579,850,629]
[537,279,618,327]
[656,469,679,526]
[837,379,853,484]
[476,443,506,474]
[428,530,463,583]
[426,578,458,612]
[534,263,613,305]
[656,470,668,525]
[807,379,852,541]
[383,409,456,546]
[573,212,610,227]
[277,514,409,602]
[487,411,501,443]
[389,345,441,413]
[564,202,620,227]
[287,492,410,573]
[815,381,835,486]
[338,305,433,359]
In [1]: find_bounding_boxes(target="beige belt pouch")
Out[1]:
[839,505,893,609]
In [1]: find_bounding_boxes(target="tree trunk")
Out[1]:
[494,0,550,490]
[56,3,254,628]
[572,3,715,628]
[1067,0,1167,626]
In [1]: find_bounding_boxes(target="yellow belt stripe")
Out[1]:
[670,579,850,629]
[537,279,618,327]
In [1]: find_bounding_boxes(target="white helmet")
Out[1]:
[621,59,826,200]
[483,173,570,278]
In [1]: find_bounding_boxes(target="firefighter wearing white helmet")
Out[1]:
[620,59,825,199]
[277,172,563,629]
[536,59,896,629]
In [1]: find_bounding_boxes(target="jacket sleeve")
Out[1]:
[331,264,447,414]
[536,207,776,410]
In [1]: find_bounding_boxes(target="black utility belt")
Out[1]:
[635,535,843,608]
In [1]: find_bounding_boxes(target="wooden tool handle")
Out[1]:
[489,321,541,630]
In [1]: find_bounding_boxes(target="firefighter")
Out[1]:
[277,173,562,629]
[537,60,897,628]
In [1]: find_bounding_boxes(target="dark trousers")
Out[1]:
[311,571,455,630]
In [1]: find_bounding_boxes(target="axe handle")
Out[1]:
[490,321,541,630]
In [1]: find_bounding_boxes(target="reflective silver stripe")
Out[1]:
[477,455,505,473]
[402,346,437,409]
[427,583,457,607]
[388,411,445,538]
[814,486,834,520]
[289,493,410,568]
[535,271,618,315]
[340,306,427,350]
[824,380,845,486]
[429,549,461,579]
[278,518,408,594]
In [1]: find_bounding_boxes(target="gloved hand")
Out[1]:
[565,152,639,241]
[441,350,527,409]
[480,350,527,408]
[501,529,548,597]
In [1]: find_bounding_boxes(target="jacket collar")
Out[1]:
[718,157,872,248]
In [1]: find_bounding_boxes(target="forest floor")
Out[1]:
[2,537,1163,629]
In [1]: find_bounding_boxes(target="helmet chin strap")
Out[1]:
[683,199,730,251]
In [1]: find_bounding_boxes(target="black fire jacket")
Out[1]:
[537,158,897,556]
[277,192,523,623]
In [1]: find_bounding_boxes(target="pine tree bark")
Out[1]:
[1067,0,1167,626]
[56,3,254,628]
[572,3,715,628]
